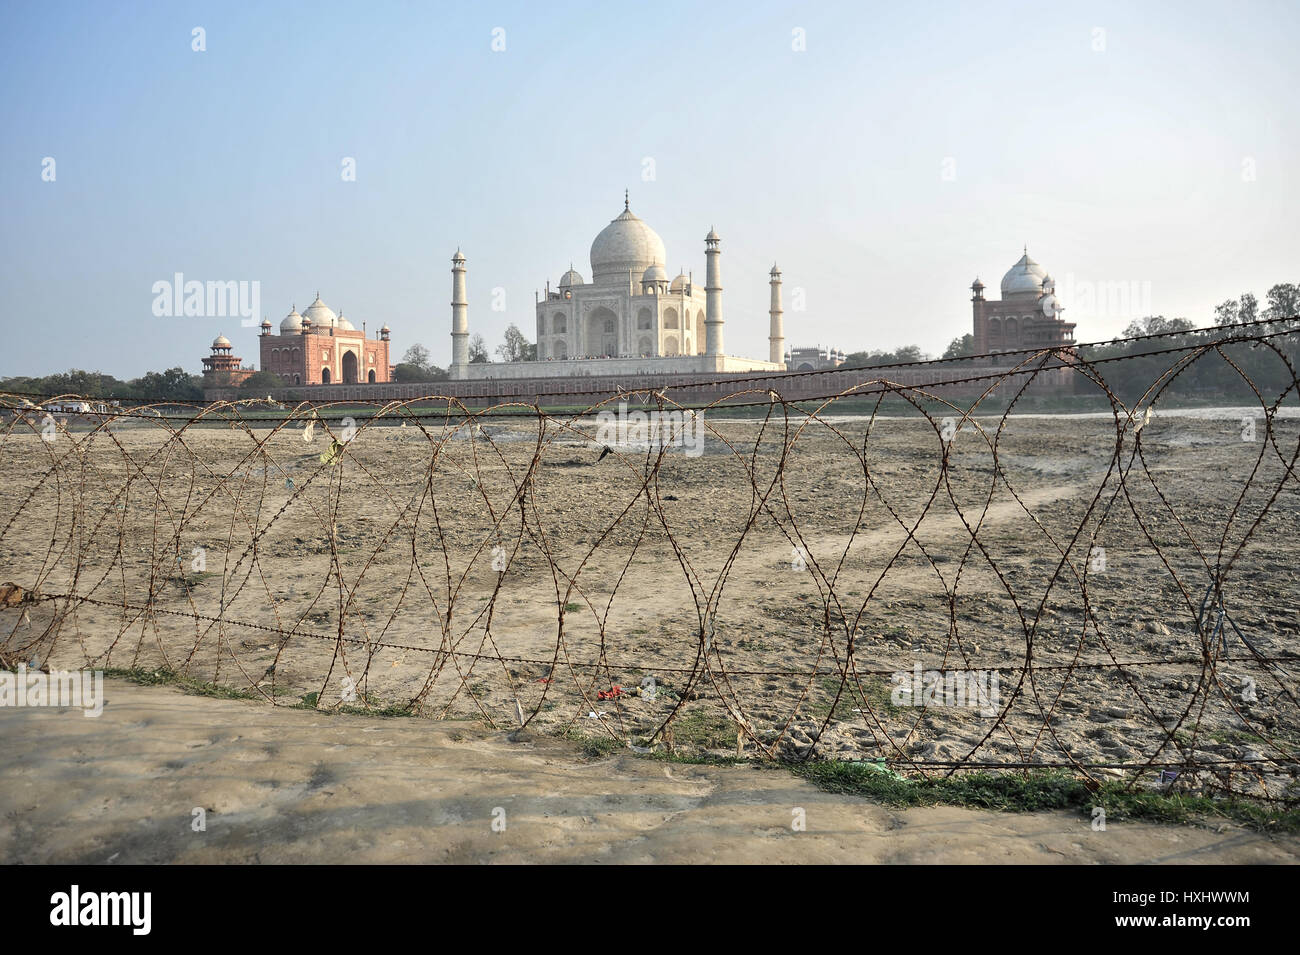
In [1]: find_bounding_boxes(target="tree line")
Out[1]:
[0,367,205,401]
[7,284,1294,401]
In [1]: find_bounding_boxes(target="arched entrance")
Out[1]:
[368,369,376,383]
[321,367,331,384]
[342,351,358,384]
[585,307,618,357]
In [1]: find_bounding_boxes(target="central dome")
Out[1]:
[302,294,338,330]
[590,204,667,286]
[1001,252,1048,298]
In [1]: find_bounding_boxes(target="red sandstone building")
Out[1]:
[200,335,256,387]
[971,250,1076,358]
[202,294,394,394]
[259,294,393,385]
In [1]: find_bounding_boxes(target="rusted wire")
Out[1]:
[2,319,1298,801]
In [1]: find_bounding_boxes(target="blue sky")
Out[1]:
[2,0,1297,377]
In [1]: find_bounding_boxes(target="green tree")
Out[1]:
[495,324,536,362]
[942,334,976,360]
[40,369,125,398]
[1265,283,1300,321]
[1214,299,1239,326]
[238,371,285,393]
[128,367,204,400]
[393,362,448,382]
[842,345,928,368]
[469,334,489,364]
[1121,316,1195,338]
[1238,293,1259,324]
[401,344,432,372]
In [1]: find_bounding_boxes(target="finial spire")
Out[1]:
[624,189,629,212]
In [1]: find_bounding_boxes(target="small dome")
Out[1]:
[705,227,720,242]
[1000,252,1048,298]
[280,307,303,333]
[302,293,337,329]
[770,263,781,277]
[559,267,584,288]
[642,262,668,284]
[212,334,231,348]
[380,323,390,333]
[971,277,985,289]
[336,312,355,331]
[452,249,466,264]
[670,272,690,292]
[260,318,272,328]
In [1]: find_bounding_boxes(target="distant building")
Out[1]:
[971,250,1076,360]
[203,293,394,392]
[258,294,393,385]
[446,193,786,380]
[785,345,846,371]
[200,335,255,387]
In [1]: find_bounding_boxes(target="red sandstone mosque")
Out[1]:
[971,249,1076,360]
[202,293,394,389]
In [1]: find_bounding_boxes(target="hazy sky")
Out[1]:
[2,0,1297,378]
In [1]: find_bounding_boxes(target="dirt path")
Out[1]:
[1,679,1295,864]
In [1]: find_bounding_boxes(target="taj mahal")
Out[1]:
[447,193,787,380]
[197,194,1081,400]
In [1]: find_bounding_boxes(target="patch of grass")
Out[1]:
[554,728,624,760]
[790,761,1300,832]
[807,675,901,721]
[102,667,415,717]
[667,709,737,749]
[334,700,416,718]
[562,602,583,613]
[104,666,262,702]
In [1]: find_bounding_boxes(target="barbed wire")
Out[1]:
[2,320,1299,802]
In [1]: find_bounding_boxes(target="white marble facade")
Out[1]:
[448,195,782,380]
[536,199,707,361]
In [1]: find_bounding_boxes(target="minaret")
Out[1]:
[970,276,986,361]
[768,264,785,368]
[704,227,723,359]
[450,249,469,380]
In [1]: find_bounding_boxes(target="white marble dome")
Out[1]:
[212,334,231,348]
[670,271,690,292]
[302,294,338,329]
[590,206,667,284]
[642,262,668,284]
[280,307,303,333]
[1001,252,1048,298]
[336,312,355,331]
[559,267,584,288]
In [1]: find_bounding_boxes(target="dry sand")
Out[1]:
[2,408,1298,848]
[2,677,1296,864]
